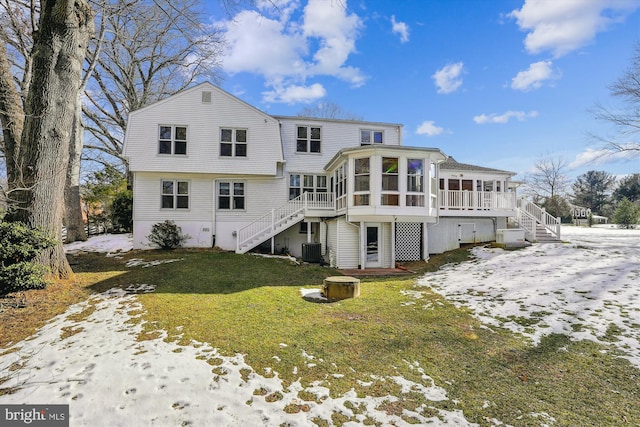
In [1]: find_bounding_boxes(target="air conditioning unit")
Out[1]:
[302,243,322,263]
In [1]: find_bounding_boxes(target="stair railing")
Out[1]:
[516,198,561,240]
[236,195,306,253]
[235,192,335,253]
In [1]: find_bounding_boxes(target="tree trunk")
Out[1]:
[5,0,94,279]
[64,93,88,243]
[0,41,25,194]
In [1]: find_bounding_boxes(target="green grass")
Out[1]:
[57,249,640,425]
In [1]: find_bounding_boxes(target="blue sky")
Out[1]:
[206,0,640,180]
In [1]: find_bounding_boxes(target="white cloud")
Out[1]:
[391,15,409,43]
[432,62,464,94]
[569,146,639,168]
[416,120,445,136]
[473,110,539,124]
[511,61,558,91]
[218,10,307,78]
[509,0,640,57]
[301,0,365,85]
[217,0,365,103]
[263,82,326,104]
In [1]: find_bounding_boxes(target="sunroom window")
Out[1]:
[406,158,425,207]
[354,157,370,206]
[381,157,399,206]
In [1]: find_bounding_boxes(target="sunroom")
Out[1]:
[322,146,447,269]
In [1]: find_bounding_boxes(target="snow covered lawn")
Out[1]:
[1,226,638,426]
[0,287,472,426]
[418,225,640,369]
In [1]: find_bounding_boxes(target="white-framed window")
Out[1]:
[406,158,425,207]
[334,163,347,210]
[289,174,327,199]
[296,126,321,153]
[220,128,247,157]
[381,157,399,206]
[161,179,189,209]
[360,129,383,145]
[159,125,187,155]
[218,181,245,210]
[353,157,370,206]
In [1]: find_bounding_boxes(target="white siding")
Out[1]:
[427,217,503,254]
[271,221,320,258]
[381,222,393,268]
[325,217,361,269]
[337,218,360,269]
[131,172,289,250]
[326,220,338,268]
[277,118,402,175]
[123,83,283,176]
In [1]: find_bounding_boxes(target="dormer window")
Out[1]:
[360,129,383,145]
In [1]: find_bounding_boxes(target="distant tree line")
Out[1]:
[522,158,639,227]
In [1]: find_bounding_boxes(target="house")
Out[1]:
[570,204,608,225]
[122,82,559,269]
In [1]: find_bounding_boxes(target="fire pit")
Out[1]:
[322,276,360,301]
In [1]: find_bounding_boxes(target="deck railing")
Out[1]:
[439,190,516,211]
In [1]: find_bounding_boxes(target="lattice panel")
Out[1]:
[395,222,422,261]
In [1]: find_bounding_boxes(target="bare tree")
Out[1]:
[0,0,33,190]
[522,156,571,203]
[591,43,640,155]
[297,100,363,121]
[1,0,223,242]
[82,0,223,169]
[0,0,94,278]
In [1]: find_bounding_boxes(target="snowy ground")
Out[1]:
[418,225,640,369]
[1,226,638,426]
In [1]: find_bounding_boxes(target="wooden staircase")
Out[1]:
[515,198,561,243]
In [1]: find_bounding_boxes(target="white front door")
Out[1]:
[365,224,381,268]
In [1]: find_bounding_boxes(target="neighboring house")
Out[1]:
[570,204,608,225]
[122,83,558,270]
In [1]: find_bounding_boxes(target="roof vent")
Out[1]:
[202,91,212,104]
